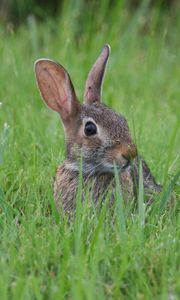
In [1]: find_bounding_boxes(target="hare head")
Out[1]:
[35,45,137,176]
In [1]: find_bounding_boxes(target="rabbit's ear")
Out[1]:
[84,44,110,104]
[35,59,80,122]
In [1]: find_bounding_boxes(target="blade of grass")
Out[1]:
[74,154,84,254]
[163,120,179,186]
[160,170,180,213]
[87,192,110,258]
[0,122,10,165]
[138,159,145,228]
[48,193,60,224]
[114,163,126,239]
[0,187,16,224]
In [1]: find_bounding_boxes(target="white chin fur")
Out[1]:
[65,161,129,175]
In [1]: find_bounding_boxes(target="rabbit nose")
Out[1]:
[121,144,137,160]
[110,144,137,164]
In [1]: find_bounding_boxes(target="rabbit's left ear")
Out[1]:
[35,59,80,123]
[84,44,110,104]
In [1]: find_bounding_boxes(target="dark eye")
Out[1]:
[84,121,97,136]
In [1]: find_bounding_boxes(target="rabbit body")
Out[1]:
[54,162,134,212]
[54,159,134,212]
[35,45,162,213]
[54,155,161,213]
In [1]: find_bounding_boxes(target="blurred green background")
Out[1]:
[0,0,179,25]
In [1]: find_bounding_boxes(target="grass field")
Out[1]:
[0,2,179,299]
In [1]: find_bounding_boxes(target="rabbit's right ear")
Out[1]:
[35,59,80,122]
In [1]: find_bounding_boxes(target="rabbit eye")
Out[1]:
[84,121,97,136]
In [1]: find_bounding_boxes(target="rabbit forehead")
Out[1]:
[81,102,129,139]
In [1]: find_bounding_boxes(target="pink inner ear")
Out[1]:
[35,59,80,121]
[36,62,70,114]
[60,96,68,105]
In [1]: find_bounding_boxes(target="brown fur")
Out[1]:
[54,161,135,212]
[54,155,161,213]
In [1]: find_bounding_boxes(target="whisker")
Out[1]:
[84,161,104,182]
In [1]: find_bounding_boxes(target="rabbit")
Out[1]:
[35,44,162,213]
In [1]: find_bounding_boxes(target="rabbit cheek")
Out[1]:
[81,138,103,162]
[83,136,102,148]
[69,128,102,161]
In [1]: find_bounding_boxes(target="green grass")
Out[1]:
[0,1,180,299]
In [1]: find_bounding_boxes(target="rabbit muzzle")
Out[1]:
[106,143,137,171]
